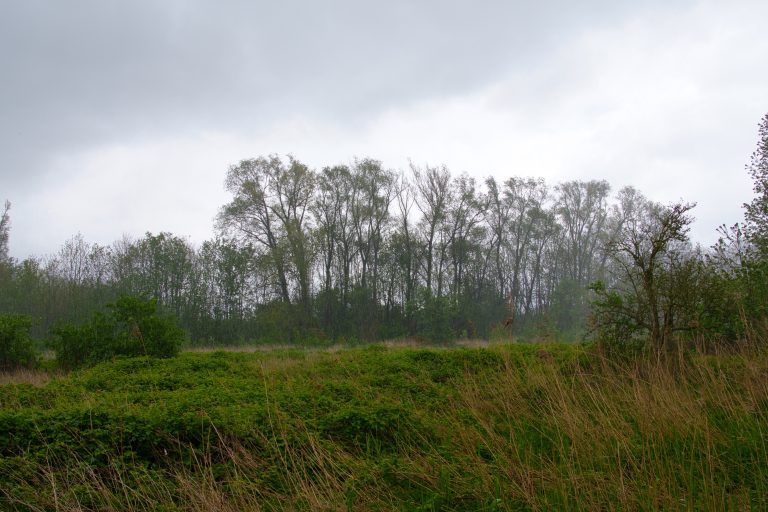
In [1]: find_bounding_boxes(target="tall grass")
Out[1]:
[1,342,766,511]
[0,368,52,386]
[446,346,767,510]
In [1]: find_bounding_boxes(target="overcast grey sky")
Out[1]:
[1,0,766,258]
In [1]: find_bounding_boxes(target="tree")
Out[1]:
[350,159,394,305]
[445,174,483,300]
[391,173,420,331]
[133,232,194,317]
[741,114,768,327]
[555,180,610,285]
[0,314,38,370]
[712,113,768,334]
[312,166,349,301]
[484,176,511,299]
[51,296,183,369]
[218,155,315,313]
[502,177,549,320]
[744,113,768,250]
[592,196,696,349]
[0,200,10,263]
[412,164,451,295]
[0,201,12,313]
[7,151,723,346]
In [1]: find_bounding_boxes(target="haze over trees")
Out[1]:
[1,114,767,349]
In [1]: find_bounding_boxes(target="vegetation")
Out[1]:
[589,114,768,351]
[50,296,184,370]
[0,314,37,371]
[0,344,766,511]
[1,115,766,349]
[0,113,767,509]
[0,162,656,345]
[0,200,9,263]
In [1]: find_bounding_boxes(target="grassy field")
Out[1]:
[0,342,766,511]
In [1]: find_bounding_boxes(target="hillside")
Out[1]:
[1,343,767,511]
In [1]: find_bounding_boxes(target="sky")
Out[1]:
[1,0,767,259]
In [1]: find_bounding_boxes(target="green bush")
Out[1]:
[51,296,184,369]
[416,293,455,344]
[0,314,38,370]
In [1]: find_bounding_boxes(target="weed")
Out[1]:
[1,343,766,510]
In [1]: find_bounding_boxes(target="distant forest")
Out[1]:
[1,114,767,347]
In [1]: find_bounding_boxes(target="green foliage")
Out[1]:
[1,344,766,510]
[588,280,647,348]
[489,322,513,343]
[744,113,768,250]
[416,293,454,344]
[7,126,768,351]
[50,296,183,369]
[0,314,38,370]
[549,277,591,339]
[704,115,768,341]
[590,199,704,350]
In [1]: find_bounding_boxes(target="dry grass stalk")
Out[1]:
[0,368,53,386]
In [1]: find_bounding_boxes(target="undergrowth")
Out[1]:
[0,343,766,511]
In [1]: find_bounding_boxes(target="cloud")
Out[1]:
[1,0,767,257]
[0,1,665,180]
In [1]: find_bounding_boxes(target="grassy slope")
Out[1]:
[0,344,766,511]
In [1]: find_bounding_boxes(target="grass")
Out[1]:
[0,367,53,387]
[0,342,766,510]
[182,337,504,353]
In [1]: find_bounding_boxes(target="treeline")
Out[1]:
[1,114,767,348]
[0,171,630,344]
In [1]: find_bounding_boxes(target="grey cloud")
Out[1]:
[1,0,663,185]
[2,0,762,259]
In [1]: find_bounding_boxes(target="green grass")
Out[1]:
[0,343,766,511]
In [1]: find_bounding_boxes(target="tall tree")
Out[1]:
[484,177,511,298]
[0,200,10,263]
[218,155,315,313]
[503,177,548,317]
[312,164,353,332]
[555,180,610,284]
[445,174,483,300]
[744,113,768,250]
[391,173,420,326]
[412,164,451,295]
[351,159,394,300]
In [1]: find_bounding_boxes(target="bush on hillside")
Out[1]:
[0,314,38,370]
[51,296,184,369]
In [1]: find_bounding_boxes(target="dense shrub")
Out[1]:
[2,345,767,510]
[0,314,38,370]
[412,293,455,344]
[51,296,184,369]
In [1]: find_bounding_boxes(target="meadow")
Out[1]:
[0,342,766,511]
